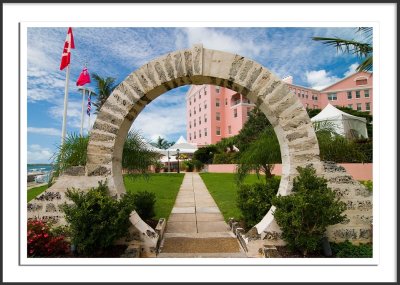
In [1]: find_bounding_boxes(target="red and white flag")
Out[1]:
[59,27,75,70]
[76,67,91,86]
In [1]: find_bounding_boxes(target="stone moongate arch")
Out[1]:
[86,45,372,246]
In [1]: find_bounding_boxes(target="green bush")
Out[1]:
[193,145,219,164]
[237,178,280,228]
[183,160,194,172]
[192,159,204,171]
[331,241,373,257]
[272,166,347,256]
[61,181,136,256]
[213,152,238,164]
[360,180,373,192]
[132,191,156,220]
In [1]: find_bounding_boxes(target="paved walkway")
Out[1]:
[158,173,246,258]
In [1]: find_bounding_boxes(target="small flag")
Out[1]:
[87,91,91,116]
[59,27,75,70]
[76,66,91,86]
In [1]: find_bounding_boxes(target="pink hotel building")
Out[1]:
[186,71,372,146]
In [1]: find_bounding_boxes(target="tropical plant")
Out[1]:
[51,133,89,178]
[236,126,281,183]
[122,130,160,175]
[91,73,118,113]
[312,27,372,72]
[193,145,219,164]
[331,241,372,258]
[61,181,136,256]
[272,166,347,256]
[151,136,174,149]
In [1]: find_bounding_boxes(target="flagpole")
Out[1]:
[88,90,91,134]
[61,64,71,144]
[80,88,85,136]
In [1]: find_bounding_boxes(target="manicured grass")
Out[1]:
[123,173,184,220]
[199,173,265,221]
[27,185,48,202]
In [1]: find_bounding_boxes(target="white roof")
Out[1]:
[167,136,198,153]
[311,104,366,123]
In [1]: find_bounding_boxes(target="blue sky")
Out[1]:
[27,27,365,164]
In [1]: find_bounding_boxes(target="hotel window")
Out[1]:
[216,86,220,93]
[199,130,201,138]
[348,104,353,109]
[189,99,191,105]
[298,92,301,97]
[199,92,201,99]
[189,121,192,129]
[347,91,352,99]
[356,90,360,98]
[194,120,196,127]
[357,103,362,111]
[356,78,367,86]
[364,89,370,98]
[328,93,337,101]
[199,104,201,112]
[216,127,221,136]
[189,133,191,140]
[189,110,191,117]
[306,94,308,99]
[365,102,371,111]
[302,93,304,98]
[225,98,228,106]
[228,125,232,134]
[216,112,221,121]
[194,132,196,139]
[216,99,220,107]
[204,114,207,123]
[233,108,238,118]
[204,101,207,109]
[204,128,208,137]
[199,117,201,125]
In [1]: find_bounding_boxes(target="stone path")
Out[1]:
[158,173,246,258]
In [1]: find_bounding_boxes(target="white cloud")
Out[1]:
[28,127,60,136]
[305,70,341,90]
[182,27,269,59]
[344,63,359,77]
[27,144,53,164]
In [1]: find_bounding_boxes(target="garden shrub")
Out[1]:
[213,152,238,164]
[272,165,347,256]
[236,178,280,229]
[61,181,136,256]
[183,160,194,172]
[132,190,157,220]
[331,241,373,257]
[27,219,70,257]
[360,180,373,192]
[192,159,204,171]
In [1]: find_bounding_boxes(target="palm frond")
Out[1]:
[312,37,372,57]
[357,55,373,72]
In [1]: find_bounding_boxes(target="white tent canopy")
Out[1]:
[311,104,368,139]
[166,136,198,154]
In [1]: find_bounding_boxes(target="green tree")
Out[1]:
[236,126,281,183]
[313,27,372,72]
[91,73,118,113]
[151,136,173,149]
[272,166,347,256]
[193,145,219,164]
[122,130,161,175]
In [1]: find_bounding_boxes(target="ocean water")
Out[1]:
[27,164,53,183]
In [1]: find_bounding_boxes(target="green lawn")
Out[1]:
[199,173,265,221]
[27,185,48,202]
[123,173,184,220]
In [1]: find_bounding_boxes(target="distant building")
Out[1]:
[186,84,255,146]
[186,71,373,145]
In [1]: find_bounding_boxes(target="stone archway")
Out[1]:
[85,45,372,246]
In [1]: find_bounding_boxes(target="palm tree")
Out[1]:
[151,136,171,149]
[91,73,118,113]
[312,27,372,72]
